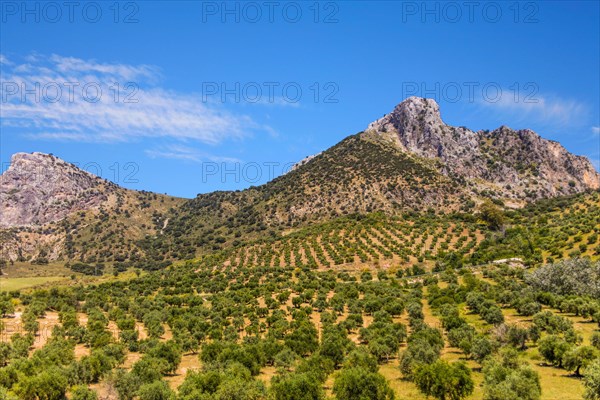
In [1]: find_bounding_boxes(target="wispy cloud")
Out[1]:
[0,54,268,145]
[478,93,589,130]
[592,126,600,136]
[145,144,241,163]
[0,54,12,65]
[48,54,159,82]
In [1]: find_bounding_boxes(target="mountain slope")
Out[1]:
[158,97,598,256]
[0,153,184,263]
[473,190,600,264]
[156,132,472,259]
[208,189,600,274]
[1,97,597,264]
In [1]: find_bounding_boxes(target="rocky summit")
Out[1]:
[366,97,599,201]
[0,152,116,227]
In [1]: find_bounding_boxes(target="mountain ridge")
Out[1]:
[365,97,598,198]
[1,97,598,264]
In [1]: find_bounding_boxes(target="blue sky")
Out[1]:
[1,1,599,198]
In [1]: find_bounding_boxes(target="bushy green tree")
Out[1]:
[478,199,505,230]
[296,354,334,384]
[584,359,600,400]
[71,385,98,400]
[414,360,474,400]
[269,373,324,400]
[0,343,11,367]
[274,348,297,371]
[178,363,266,400]
[147,341,182,375]
[332,367,394,400]
[13,367,68,400]
[21,311,39,336]
[137,380,174,400]
[471,336,494,363]
[320,324,353,366]
[563,346,598,377]
[592,332,600,350]
[399,327,444,378]
[111,369,141,400]
[538,335,571,367]
[482,356,541,400]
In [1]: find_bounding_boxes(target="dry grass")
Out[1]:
[0,276,67,292]
[165,353,201,389]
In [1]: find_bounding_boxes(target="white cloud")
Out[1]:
[49,54,160,82]
[0,54,11,65]
[0,54,268,145]
[478,93,588,130]
[145,144,240,163]
[592,126,600,135]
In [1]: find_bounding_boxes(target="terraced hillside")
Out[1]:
[195,190,600,273]
[472,190,600,265]
[220,213,483,270]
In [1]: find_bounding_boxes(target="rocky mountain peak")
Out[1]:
[366,97,477,161]
[8,152,78,175]
[367,96,443,135]
[365,97,599,199]
[0,152,116,227]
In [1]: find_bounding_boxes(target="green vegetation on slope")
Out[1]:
[1,252,600,399]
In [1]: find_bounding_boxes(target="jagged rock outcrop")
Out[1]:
[366,97,599,200]
[287,152,323,173]
[0,152,116,227]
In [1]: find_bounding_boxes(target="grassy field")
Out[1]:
[1,261,73,278]
[0,276,67,292]
[0,261,143,293]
